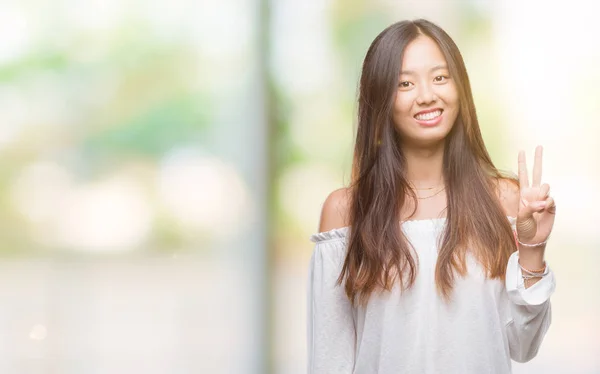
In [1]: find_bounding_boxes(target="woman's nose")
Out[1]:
[416,84,437,105]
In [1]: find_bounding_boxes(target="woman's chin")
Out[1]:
[402,136,447,149]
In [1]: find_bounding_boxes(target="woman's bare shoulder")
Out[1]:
[318,187,352,232]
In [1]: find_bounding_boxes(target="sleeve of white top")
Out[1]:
[307,231,356,374]
[505,249,556,363]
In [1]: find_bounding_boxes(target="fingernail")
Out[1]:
[535,202,547,209]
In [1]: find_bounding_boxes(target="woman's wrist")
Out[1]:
[517,246,546,270]
[517,248,547,289]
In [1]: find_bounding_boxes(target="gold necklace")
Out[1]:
[413,185,442,191]
[410,179,444,191]
[416,186,446,199]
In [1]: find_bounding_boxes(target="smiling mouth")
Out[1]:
[414,109,443,121]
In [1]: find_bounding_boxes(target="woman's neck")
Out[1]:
[403,143,445,188]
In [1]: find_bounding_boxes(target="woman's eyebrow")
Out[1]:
[400,64,448,75]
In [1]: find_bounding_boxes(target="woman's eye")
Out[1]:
[434,75,448,82]
[398,81,412,88]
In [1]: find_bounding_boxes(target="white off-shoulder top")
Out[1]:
[307,216,555,374]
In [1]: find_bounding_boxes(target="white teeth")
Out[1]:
[415,110,442,121]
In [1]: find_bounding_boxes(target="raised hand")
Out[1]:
[516,145,556,246]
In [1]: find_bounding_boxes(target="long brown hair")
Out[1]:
[340,19,517,306]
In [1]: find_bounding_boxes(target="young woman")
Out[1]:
[307,19,556,374]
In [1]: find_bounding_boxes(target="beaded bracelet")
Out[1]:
[519,261,547,275]
[512,230,550,286]
[513,230,549,247]
[518,260,549,288]
[516,237,548,247]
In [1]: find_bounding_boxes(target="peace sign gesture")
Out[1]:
[516,145,556,246]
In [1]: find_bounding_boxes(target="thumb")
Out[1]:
[519,198,546,219]
[517,199,544,239]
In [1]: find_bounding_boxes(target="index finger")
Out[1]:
[518,150,529,188]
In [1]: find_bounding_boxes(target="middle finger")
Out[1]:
[532,145,543,187]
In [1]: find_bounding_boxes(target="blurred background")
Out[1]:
[0,0,598,373]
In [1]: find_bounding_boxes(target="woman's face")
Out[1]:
[392,35,459,147]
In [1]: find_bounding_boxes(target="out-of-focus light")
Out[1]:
[54,175,153,252]
[0,4,32,63]
[158,149,251,238]
[0,72,80,147]
[272,1,334,95]
[11,162,73,223]
[0,87,27,149]
[278,163,342,234]
[193,0,252,57]
[63,0,123,32]
[29,324,47,341]
[12,163,153,251]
